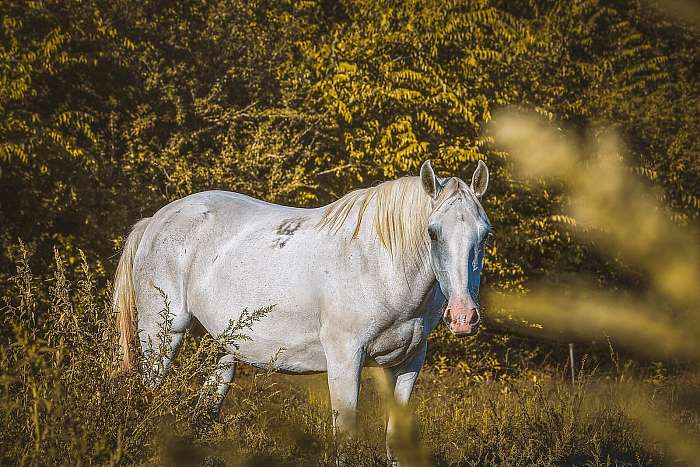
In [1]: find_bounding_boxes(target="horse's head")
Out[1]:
[420,160,491,337]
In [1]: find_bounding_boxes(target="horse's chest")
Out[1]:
[367,317,425,367]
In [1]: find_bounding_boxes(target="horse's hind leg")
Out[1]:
[136,285,192,387]
[203,354,237,418]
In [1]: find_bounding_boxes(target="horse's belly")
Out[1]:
[231,318,327,373]
[191,294,327,373]
[190,263,327,373]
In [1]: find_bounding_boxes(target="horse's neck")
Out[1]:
[393,251,438,310]
[348,201,437,311]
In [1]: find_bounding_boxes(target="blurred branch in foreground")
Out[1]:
[487,109,700,462]
[490,287,699,360]
[650,0,700,25]
[488,110,699,353]
[623,387,700,464]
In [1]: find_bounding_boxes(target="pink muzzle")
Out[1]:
[442,299,480,337]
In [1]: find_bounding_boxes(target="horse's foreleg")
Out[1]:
[203,354,237,419]
[385,342,427,466]
[325,345,366,435]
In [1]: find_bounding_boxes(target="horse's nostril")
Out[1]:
[469,309,480,325]
[442,306,452,325]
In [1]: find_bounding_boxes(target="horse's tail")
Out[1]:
[113,217,151,371]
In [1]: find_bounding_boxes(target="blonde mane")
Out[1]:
[317,177,434,266]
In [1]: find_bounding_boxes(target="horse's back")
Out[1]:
[138,189,308,249]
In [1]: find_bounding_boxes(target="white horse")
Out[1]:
[113,160,491,462]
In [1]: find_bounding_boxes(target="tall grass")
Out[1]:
[1,244,696,465]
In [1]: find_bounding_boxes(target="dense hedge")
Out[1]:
[1,0,698,347]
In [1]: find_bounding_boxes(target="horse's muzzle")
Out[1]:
[442,301,480,337]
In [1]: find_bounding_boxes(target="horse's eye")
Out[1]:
[428,227,438,241]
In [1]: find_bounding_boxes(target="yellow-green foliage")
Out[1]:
[1,0,697,285]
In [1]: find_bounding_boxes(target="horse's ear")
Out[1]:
[420,160,440,199]
[471,160,489,199]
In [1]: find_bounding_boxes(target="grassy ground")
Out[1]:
[212,365,690,466]
[1,249,698,466]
